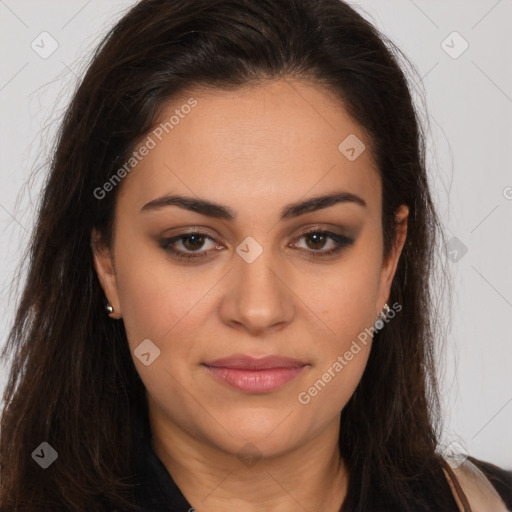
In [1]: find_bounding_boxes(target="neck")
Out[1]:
[150,412,348,512]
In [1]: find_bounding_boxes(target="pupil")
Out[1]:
[184,234,204,250]
[308,233,325,250]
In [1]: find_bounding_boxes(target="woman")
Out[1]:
[0,0,510,510]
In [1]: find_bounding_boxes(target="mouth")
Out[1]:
[202,354,308,393]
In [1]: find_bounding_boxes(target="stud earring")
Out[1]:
[379,303,390,319]
[105,302,114,315]
[374,303,390,331]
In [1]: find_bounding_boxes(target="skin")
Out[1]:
[92,78,409,512]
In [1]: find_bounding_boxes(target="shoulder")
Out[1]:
[442,456,512,512]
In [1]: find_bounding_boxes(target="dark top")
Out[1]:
[129,423,512,512]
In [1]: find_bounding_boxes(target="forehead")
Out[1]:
[117,79,381,220]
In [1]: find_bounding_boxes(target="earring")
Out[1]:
[379,303,390,319]
[374,303,390,331]
[105,302,114,315]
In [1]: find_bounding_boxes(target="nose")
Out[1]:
[218,243,295,334]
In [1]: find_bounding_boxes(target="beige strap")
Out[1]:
[442,456,508,512]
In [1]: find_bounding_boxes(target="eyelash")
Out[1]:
[159,229,355,261]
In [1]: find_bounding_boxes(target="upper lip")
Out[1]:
[203,354,307,370]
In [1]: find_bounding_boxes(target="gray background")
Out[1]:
[1,1,511,467]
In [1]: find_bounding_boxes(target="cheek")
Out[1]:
[295,293,374,432]
[295,243,382,412]
[114,256,210,422]
[112,228,216,348]
[306,249,382,347]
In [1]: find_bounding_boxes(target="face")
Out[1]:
[93,79,408,459]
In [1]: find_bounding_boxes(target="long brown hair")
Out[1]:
[1,0,453,510]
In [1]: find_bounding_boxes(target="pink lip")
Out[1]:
[203,366,306,393]
[202,355,308,393]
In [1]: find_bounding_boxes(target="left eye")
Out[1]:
[292,231,340,251]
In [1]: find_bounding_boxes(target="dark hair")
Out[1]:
[1,0,453,510]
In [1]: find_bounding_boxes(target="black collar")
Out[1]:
[130,413,193,512]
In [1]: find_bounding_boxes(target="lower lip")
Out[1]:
[203,365,306,393]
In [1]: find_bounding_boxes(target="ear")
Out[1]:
[376,204,409,312]
[91,228,122,319]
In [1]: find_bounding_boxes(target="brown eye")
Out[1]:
[181,233,207,251]
[304,232,328,250]
[160,229,354,262]
[160,232,221,260]
[292,230,355,259]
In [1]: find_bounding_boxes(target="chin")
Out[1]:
[205,413,306,457]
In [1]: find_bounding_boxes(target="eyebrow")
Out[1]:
[140,190,366,220]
